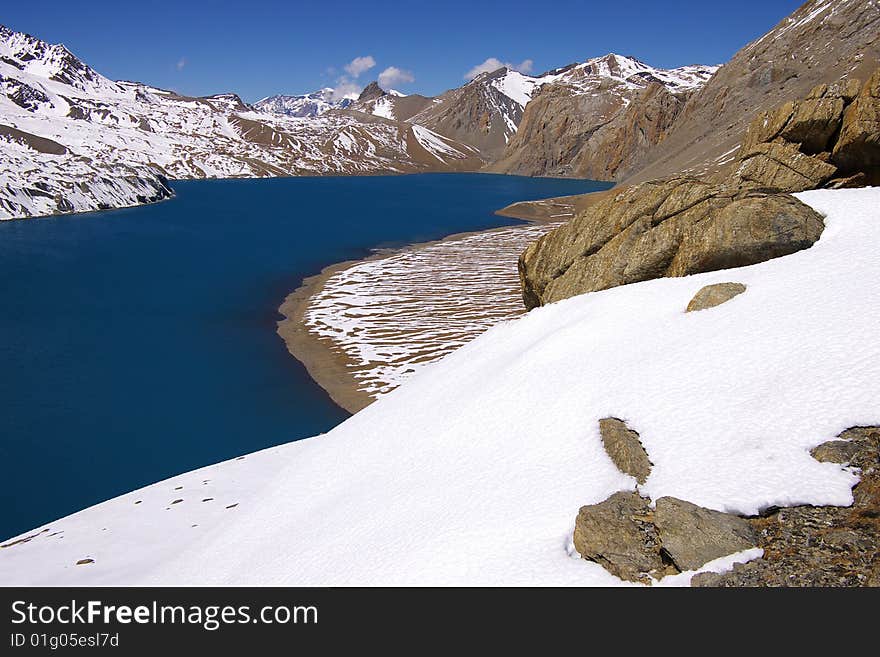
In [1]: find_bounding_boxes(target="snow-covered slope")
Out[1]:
[253,88,355,117]
[0,26,481,220]
[1,187,876,586]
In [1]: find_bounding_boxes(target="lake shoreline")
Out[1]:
[276,188,614,415]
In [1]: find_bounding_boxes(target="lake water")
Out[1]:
[0,174,611,539]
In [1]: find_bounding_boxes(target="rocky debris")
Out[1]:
[686,282,747,312]
[599,418,652,484]
[519,178,824,308]
[653,497,757,571]
[574,491,757,583]
[573,491,669,583]
[693,427,880,587]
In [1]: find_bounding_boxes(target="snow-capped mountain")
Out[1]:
[0,26,482,220]
[412,54,718,162]
[253,88,355,117]
[488,54,719,179]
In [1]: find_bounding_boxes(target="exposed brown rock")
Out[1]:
[735,141,838,191]
[519,178,824,308]
[599,418,652,484]
[491,79,689,181]
[574,491,758,582]
[653,497,757,571]
[832,69,880,172]
[573,491,667,583]
[686,282,747,312]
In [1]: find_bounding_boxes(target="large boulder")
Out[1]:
[520,178,824,308]
[573,491,666,583]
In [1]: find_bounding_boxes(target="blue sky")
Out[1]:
[4,0,805,101]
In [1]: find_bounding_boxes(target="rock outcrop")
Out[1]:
[519,178,824,308]
[693,427,880,587]
[686,282,747,312]
[733,72,880,192]
[832,69,880,173]
[627,0,880,184]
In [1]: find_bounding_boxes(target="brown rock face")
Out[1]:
[735,142,838,191]
[599,418,653,485]
[730,72,880,192]
[519,178,824,309]
[832,69,880,172]
[686,282,747,312]
[491,81,688,181]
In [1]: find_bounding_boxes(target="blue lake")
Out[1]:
[0,174,611,538]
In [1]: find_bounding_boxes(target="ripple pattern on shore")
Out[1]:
[304,222,562,399]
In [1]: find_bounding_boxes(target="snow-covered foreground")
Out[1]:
[1,188,877,586]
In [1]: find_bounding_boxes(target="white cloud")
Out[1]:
[377,66,415,89]
[176,57,187,71]
[464,57,534,80]
[331,79,362,101]
[344,56,376,78]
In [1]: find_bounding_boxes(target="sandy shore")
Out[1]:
[277,188,613,414]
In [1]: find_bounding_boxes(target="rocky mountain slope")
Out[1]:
[0,26,481,220]
[416,57,716,165]
[627,0,880,183]
[487,55,717,179]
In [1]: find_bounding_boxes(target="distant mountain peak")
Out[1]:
[357,81,386,102]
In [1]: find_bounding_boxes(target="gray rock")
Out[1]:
[653,497,757,571]
[573,491,667,583]
[686,282,747,312]
[599,418,653,484]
